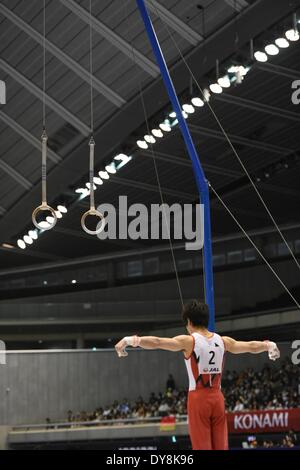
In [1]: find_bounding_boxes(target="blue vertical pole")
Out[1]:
[136,0,215,331]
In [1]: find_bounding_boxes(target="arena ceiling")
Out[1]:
[0,0,299,270]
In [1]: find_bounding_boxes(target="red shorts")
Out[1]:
[188,389,228,450]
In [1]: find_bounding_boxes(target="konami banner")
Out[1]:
[227,409,300,434]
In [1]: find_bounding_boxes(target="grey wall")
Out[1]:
[0,342,293,426]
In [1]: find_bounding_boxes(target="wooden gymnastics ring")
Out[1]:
[81,207,105,235]
[32,202,57,231]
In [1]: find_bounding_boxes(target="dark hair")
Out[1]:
[182,300,209,328]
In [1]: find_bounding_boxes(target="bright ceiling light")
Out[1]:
[203,88,211,102]
[152,128,163,138]
[114,154,131,163]
[228,65,249,76]
[38,221,50,230]
[228,65,237,73]
[137,140,148,149]
[99,171,110,180]
[209,83,223,94]
[218,75,231,88]
[23,235,33,245]
[78,188,90,199]
[57,205,67,214]
[55,210,63,219]
[114,154,132,170]
[86,182,97,190]
[254,51,268,62]
[93,177,103,185]
[182,104,195,114]
[265,44,279,55]
[169,111,176,118]
[285,29,299,41]
[46,216,55,224]
[71,279,77,284]
[75,188,86,194]
[17,239,26,249]
[144,135,156,144]
[238,66,249,76]
[191,97,204,107]
[105,163,117,174]
[29,230,38,240]
[275,37,290,48]
[159,122,172,132]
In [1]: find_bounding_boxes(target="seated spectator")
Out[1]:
[158,400,170,417]
[233,399,244,412]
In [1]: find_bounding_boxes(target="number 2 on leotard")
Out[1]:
[209,351,215,365]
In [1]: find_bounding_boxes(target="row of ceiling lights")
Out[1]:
[254,25,299,62]
[75,153,132,199]
[135,64,251,151]
[135,19,299,149]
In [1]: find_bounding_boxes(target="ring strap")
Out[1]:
[89,136,95,210]
[41,128,48,204]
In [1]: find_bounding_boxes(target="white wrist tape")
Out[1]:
[124,336,141,347]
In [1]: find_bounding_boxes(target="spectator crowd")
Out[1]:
[64,359,299,424]
[244,430,298,449]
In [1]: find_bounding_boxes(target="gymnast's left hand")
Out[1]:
[115,338,129,358]
[266,341,280,361]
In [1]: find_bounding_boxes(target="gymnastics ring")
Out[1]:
[81,208,105,235]
[32,203,57,231]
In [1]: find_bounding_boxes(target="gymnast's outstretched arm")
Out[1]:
[222,336,280,360]
[115,335,193,358]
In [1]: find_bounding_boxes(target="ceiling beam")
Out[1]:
[0,111,61,164]
[0,79,6,104]
[110,175,196,200]
[139,149,243,178]
[189,124,292,155]
[145,0,202,46]
[257,63,300,80]
[0,3,125,108]
[225,0,249,12]
[0,59,90,136]
[212,202,266,220]
[54,226,145,250]
[0,245,65,261]
[0,0,296,241]
[214,93,300,123]
[259,183,300,199]
[59,0,159,78]
[0,158,32,190]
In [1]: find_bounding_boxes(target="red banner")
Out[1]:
[227,409,300,434]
